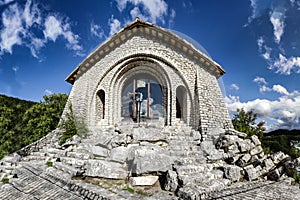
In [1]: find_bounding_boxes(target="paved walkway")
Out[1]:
[1,162,299,200]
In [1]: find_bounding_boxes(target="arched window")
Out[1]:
[97,90,105,119]
[176,86,187,122]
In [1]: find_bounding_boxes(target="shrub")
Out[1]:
[58,103,88,145]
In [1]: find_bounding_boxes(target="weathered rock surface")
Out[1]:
[0,124,299,199]
[128,145,173,175]
[129,176,159,186]
[85,160,128,179]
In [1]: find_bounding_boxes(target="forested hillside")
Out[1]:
[263,129,300,159]
[0,94,68,159]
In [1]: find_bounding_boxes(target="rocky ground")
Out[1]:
[0,119,299,199]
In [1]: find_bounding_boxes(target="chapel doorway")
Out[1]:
[121,75,164,123]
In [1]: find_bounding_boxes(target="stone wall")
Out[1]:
[66,34,233,134]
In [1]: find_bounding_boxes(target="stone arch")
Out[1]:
[91,54,196,127]
[112,60,170,125]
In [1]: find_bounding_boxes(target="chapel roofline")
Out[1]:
[66,18,226,84]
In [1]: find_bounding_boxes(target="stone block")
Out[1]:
[224,165,242,182]
[236,154,251,167]
[237,139,252,153]
[271,151,289,165]
[244,165,259,181]
[132,127,167,141]
[250,135,261,146]
[263,158,275,171]
[85,160,128,179]
[110,146,129,163]
[129,176,158,186]
[90,146,109,158]
[163,170,178,192]
[250,146,263,156]
[128,146,172,175]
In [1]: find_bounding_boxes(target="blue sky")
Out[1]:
[0,0,299,131]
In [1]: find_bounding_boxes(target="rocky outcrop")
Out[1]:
[0,122,299,199]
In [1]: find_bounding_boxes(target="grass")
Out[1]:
[46,161,53,167]
[2,178,9,184]
[122,187,135,193]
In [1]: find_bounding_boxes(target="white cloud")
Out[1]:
[130,6,148,21]
[0,3,24,54]
[270,54,300,75]
[43,16,63,42]
[272,84,289,95]
[257,37,272,60]
[0,1,83,58]
[0,0,13,6]
[44,89,53,96]
[115,0,169,24]
[12,66,19,73]
[230,83,239,91]
[226,93,300,130]
[108,15,121,36]
[253,76,267,85]
[260,85,272,93]
[90,22,105,39]
[270,11,285,44]
[115,0,128,11]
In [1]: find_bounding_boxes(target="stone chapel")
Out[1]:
[65,18,233,136]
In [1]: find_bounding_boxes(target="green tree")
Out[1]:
[22,94,68,145]
[232,108,266,139]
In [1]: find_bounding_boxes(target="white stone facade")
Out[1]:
[65,19,233,136]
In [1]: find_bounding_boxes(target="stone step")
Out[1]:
[53,162,84,177]
[59,157,87,168]
[177,178,231,199]
[30,151,47,157]
[168,135,197,141]
[47,148,67,157]
[169,150,203,157]
[175,164,214,176]
[174,156,206,166]
[168,140,200,147]
[179,169,224,185]
[21,155,46,162]
[167,144,201,151]
[66,151,91,160]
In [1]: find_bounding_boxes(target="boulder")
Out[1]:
[244,165,259,181]
[237,139,252,153]
[224,165,242,182]
[250,146,263,156]
[250,135,261,146]
[263,158,275,171]
[90,146,109,158]
[216,135,238,149]
[85,160,128,179]
[129,176,159,186]
[128,145,172,175]
[163,170,178,192]
[225,129,247,139]
[110,146,129,163]
[236,154,251,167]
[132,127,167,141]
[271,151,289,165]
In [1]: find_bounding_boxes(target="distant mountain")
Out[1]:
[265,129,300,136]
